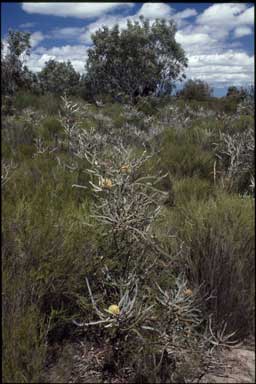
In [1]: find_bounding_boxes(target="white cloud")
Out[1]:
[50,27,85,40]
[19,21,37,28]
[176,31,216,46]
[22,2,135,19]
[26,45,88,73]
[30,31,45,47]
[192,4,254,43]
[79,15,127,44]
[1,39,8,58]
[196,3,247,27]
[79,4,197,44]
[175,8,197,20]
[234,26,253,38]
[188,51,254,67]
[237,6,254,25]
[137,3,173,19]
[185,51,254,87]
[176,4,254,55]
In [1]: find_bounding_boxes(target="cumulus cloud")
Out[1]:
[30,31,45,47]
[176,4,254,54]
[176,8,197,19]
[234,26,253,38]
[22,2,135,19]
[79,15,128,44]
[26,44,88,73]
[185,51,254,87]
[50,27,86,40]
[196,3,247,27]
[137,3,173,19]
[236,6,254,25]
[79,3,197,44]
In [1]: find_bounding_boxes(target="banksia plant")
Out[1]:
[59,94,219,381]
[213,127,254,193]
[156,274,204,345]
[72,144,172,282]
[73,276,157,369]
[58,93,80,152]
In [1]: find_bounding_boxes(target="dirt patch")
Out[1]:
[200,346,255,383]
[41,339,255,383]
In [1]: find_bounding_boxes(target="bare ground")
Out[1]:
[41,338,255,383]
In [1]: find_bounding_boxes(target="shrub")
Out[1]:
[156,128,214,179]
[2,154,99,381]
[177,79,213,101]
[2,303,48,383]
[173,177,215,205]
[12,91,62,115]
[2,115,37,150]
[13,91,39,110]
[165,193,255,338]
[38,117,63,141]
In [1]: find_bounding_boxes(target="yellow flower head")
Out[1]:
[183,288,193,297]
[120,164,130,174]
[106,304,120,315]
[99,178,113,189]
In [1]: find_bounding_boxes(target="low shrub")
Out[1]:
[173,177,215,205]
[163,192,255,338]
[157,131,214,179]
[38,117,63,141]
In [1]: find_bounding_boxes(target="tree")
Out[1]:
[1,29,32,95]
[38,59,80,95]
[177,79,213,101]
[85,16,188,102]
[226,86,247,100]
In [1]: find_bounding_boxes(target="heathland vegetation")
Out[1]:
[2,19,255,383]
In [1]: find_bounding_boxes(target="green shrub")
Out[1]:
[38,117,63,141]
[173,177,215,205]
[136,96,158,115]
[156,128,214,179]
[163,193,255,338]
[13,91,61,115]
[2,304,48,383]
[13,91,40,110]
[2,116,37,149]
[2,156,100,380]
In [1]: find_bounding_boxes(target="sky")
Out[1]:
[1,2,255,97]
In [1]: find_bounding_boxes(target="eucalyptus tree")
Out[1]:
[38,59,80,95]
[85,16,188,102]
[1,29,32,95]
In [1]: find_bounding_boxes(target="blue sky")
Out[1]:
[1,2,255,96]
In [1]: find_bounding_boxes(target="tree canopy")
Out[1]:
[38,59,80,95]
[177,79,213,101]
[1,29,32,95]
[85,16,188,102]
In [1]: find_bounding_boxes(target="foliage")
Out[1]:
[38,59,80,95]
[164,193,255,338]
[226,85,247,100]
[2,89,254,382]
[214,126,254,194]
[1,29,37,96]
[85,16,187,102]
[177,79,213,101]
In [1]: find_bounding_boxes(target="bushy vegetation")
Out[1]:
[85,16,187,102]
[177,79,213,101]
[1,23,255,384]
